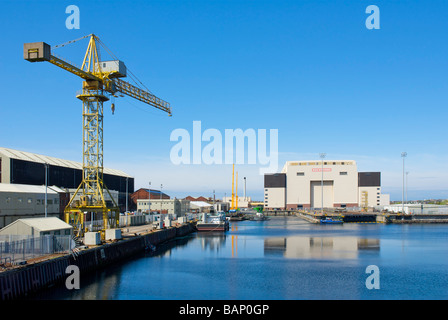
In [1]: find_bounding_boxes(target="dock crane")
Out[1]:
[230,164,238,211]
[24,34,172,239]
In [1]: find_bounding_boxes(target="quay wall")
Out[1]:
[264,210,295,216]
[0,223,195,300]
[381,214,448,224]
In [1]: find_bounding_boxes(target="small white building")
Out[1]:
[137,199,151,213]
[0,183,62,228]
[137,198,190,217]
[0,217,73,237]
[223,196,252,209]
[215,201,230,212]
[190,201,213,213]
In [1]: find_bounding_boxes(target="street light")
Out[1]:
[319,153,326,215]
[244,177,247,202]
[406,171,409,205]
[44,163,49,218]
[401,152,407,214]
[160,184,163,214]
[125,176,129,213]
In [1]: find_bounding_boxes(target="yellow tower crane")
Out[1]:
[24,34,172,239]
[231,164,235,210]
[230,164,239,211]
[236,171,239,210]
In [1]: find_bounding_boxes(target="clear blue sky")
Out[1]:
[1,0,447,201]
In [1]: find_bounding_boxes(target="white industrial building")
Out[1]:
[0,217,73,237]
[214,201,230,212]
[190,201,212,213]
[137,198,190,216]
[264,160,390,210]
[222,196,251,209]
[0,183,64,228]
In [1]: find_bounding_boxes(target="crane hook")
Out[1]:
[111,103,115,115]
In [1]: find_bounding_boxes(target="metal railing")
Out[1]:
[0,235,74,265]
[383,205,448,215]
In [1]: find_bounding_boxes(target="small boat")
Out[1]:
[320,218,343,224]
[227,209,247,221]
[196,212,230,232]
[250,212,269,221]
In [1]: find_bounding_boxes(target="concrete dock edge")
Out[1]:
[0,222,196,300]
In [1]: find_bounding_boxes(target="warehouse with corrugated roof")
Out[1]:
[0,147,134,225]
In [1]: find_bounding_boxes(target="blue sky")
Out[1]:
[1,0,447,201]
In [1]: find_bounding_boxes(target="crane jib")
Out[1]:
[24,41,171,115]
[114,79,171,114]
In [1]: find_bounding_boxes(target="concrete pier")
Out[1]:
[295,210,448,224]
[295,211,320,223]
[380,213,448,224]
[295,211,344,223]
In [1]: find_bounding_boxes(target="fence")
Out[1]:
[383,205,448,215]
[83,213,187,232]
[0,214,200,266]
[0,235,74,265]
[301,207,363,213]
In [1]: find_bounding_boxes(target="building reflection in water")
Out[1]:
[197,233,227,253]
[195,223,380,261]
[196,224,241,258]
[264,236,380,259]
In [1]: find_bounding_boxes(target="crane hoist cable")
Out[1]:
[96,38,154,94]
[52,35,152,96]
[51,34,92,50]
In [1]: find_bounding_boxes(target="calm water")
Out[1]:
[33,216,448,300]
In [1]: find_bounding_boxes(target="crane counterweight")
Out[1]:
[24,42,50,62]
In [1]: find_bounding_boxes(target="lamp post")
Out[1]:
[319,153,326,215]
[406,171,409,205]
[401,152,407,214]
[160,184,163,214]
[125,176,129,213]
[44,163,49,218]
[244,177,247,202]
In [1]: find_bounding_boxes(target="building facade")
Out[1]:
[0,147,134,212]
[222,196,252,209]
[130,188,170,209]
[358,172,390,207]
[0,217,73,237]
[264,173,287,210]
[0,184,64,228]
[264,160,389,210]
